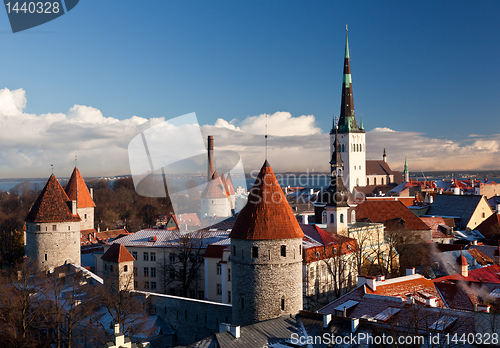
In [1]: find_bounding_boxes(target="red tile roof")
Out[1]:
[475,213,500,239]
[204,244,227,259]
[201,171,228,199]
[420,216,453,239]
[230,161,304,240]
[355,200,430,230]
[366,197,415,207]
[101,243,135,262]
[434,281,475,310]
[434,264,500,284]
[172,213,201,227]
[65,167,96,208]
[26,175,81,223]
[225,172,236,195]
[365,160,393,176]
[467,248,494,265]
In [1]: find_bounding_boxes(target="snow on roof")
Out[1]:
[373,307,401,322]
[333,300,359,312]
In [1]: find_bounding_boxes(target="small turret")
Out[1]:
[404,157,409,182]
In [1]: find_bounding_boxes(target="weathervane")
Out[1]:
[51,164,54,174]
[265,114,268,160]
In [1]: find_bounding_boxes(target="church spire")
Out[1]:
[335,26,362,134]
[404,156,409,182]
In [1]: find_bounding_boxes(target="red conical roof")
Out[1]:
[65,167,96,208]
[220,174,230,197]
[101,243,135,263]
[456,251,468,266]
[230,161,304,240]
[26,175,81,223]
[201,171,227,199]
[225,172,236,195]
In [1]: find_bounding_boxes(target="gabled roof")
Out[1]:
[420,216,454,239]
[65,167,96,208]
[366,160,394,176]
[26,174,81,223]
[434,281,475,311]
[467,248,493,266]
[434,264,500,284]
[426,194,486,230]
[355,200,430,230]
[229,161,304,240]
[201,171,228,199]
[171,213,201,227]
[475,213,500,239]
[101,243,135,263]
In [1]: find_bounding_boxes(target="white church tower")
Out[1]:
[331,27,366,192]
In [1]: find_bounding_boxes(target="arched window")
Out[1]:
[330,214,334,224]
[322,210,327,224]
[351,210,356,223]
[340,214,344,223]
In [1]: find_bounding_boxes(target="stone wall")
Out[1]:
[134,290,232,346]
[77,206,94,230]
[25,221,81,271]
[231,238,303,326]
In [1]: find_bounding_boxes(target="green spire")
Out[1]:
[360,115,364,130]
[404,156,408,173]
[344,25,349,59]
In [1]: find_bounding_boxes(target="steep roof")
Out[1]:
[65,167,96,208]
[229,161,304,240]
[366,160,394,176]
[426,194,485,230]
[475,213,500,239]
[201,171,228,199]
[101,243,135,262]
[434,264,500,284]
[26,174,81,223]
[355,200,430,230]
[225,172,236,195]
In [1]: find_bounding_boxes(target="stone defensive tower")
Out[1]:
[229,160,304,327]
[65,166,96,231]
[25,174,81,272]
[200,171,232,218]
[101,243,136,291]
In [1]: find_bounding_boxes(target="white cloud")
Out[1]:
[239,111,321,136]
[371,127,396,133]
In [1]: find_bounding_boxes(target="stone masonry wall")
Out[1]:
[26,221,81,271]
[231,238,303,326]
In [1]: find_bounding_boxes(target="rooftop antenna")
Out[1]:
[51,164,54,175]
[265,114,268,160]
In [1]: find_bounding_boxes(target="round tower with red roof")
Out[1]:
[200,171,232,219]
[229,160,304,326]
[65,167,96,230]
[25,174,82,271]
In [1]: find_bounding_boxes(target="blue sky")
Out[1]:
[0,1,499,178]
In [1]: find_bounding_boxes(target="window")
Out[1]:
[330,214,334,224]
[281,298,285,311]
[216,264,222,275]
[151,252,156,261]
[227,268,231,281]
[124,265,128,272]
[133,267,137,276]
[351,210,356,223]
[52,225,57,231]
[68,226,70,231]
[232,245,236,256]
[144,281,149,289]
[143,252,149,261]
[84,214,87,220]
[151,281,157,290]
[281,245,286,257]
[104,264,108,271]
[217,284,222,295]
[241,297,245,309]
[189,289,196,298]
[228,291,231,303]
[132,252,137,260]
[367,178,370,185]
[482,212,486,218]
[151,267,156,277]
[110,265,113,273]
[169,253,175,262]
[252,246,259,258]
[44,253,47,261]
[144,267,149,277]
[340,214,344,223]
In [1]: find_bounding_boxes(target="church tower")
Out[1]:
[230,161,304,327]
[25,174,81,272]
[321,124,350,235]
[331,27,366,192]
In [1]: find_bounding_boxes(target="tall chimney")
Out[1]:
[71,200,77,215]
[208,135,215,182]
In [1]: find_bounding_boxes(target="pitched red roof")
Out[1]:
[65,167,96,208]
[101,243,135,263]
[420,216,453,239]
[220,174,231,197]
[366,197,415,207]
[229,161,304,240]
[225,172,236,195]
[434,264,500,283]
[475,213,500,239]
[355,200,430,230]
[172,213,201,227]
[26,175,81,223]
[365,160,393,176]
[201,171,228,199]
[203,244,227,259]
[467,248,493,266]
